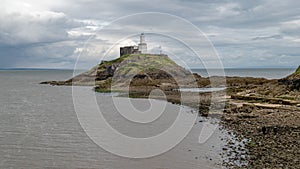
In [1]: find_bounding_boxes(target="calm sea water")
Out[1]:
[0,70,228,169]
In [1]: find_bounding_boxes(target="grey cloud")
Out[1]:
[1,0,300,68]
[280,19,300,37]
[252,34,282,40]
[0,11,84,47]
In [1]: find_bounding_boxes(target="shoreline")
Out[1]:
[40,62,300,168]
[115,85,300,168]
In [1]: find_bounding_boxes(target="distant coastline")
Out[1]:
[0,68,75,70]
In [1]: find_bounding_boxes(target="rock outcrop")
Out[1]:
[279,66,300,90]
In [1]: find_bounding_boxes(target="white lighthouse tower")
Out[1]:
[138,33,147,54]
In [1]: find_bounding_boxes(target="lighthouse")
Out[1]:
[138,33,147,54]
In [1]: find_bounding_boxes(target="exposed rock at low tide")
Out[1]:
[222,67,300,168]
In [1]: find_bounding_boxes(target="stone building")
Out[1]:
[120,46,139,56]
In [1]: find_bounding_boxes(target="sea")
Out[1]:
[0,68,295,168]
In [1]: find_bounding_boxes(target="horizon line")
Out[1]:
[0,67,297,70]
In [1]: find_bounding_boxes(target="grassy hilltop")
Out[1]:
[94,54,195,91]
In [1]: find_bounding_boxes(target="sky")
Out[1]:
[1,0,300,69]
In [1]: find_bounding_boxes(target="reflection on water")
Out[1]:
[0,70,228,169]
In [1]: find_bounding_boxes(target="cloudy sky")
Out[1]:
[1,0,300,69]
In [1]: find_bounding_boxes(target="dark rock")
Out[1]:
[262,126,267,135]
[279,66,300,90]
[96,63,119,80]
[273,126,278,135]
